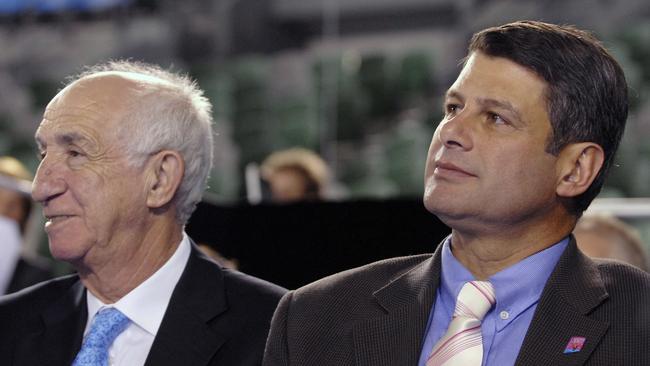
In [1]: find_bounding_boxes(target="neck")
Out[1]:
[449,213,575,280]
[78,220,183,303]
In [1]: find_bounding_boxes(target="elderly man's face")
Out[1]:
[423,52,560,231]
[32,75,149,266]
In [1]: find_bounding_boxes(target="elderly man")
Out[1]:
[0,61,286,366]
[263,21,650,366]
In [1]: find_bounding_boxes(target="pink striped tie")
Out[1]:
[426,281,496,366]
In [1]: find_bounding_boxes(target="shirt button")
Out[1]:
[500,310,510,320]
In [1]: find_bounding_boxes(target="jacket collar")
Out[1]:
[515,235,609,366]
[352,239,444,366]
[30,277,87,365]
[352,234,610,366]
[144,243,229,366]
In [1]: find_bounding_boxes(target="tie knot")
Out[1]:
[453,281,495,321]
[85,308,130,350]
[72,308,130,366]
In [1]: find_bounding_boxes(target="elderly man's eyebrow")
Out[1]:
[36,132,92,149]
[57,132,85,145]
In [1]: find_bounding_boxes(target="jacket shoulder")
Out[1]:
[594,259,650,300]
[222,268,287,304]
[590,259,650,335]
[589,260,650,361]
[263,254,434,365]
[0,274,79,321]
[300,254,431,290]
[292,254,433,310]
[189,241,286,307]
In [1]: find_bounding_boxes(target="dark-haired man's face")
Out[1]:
[423,52,563,233]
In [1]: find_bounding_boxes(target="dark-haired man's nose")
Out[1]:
[438,112,474,151]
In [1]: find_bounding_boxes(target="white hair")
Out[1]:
[76,60,214,224]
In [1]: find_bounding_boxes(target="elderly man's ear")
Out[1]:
[555,142,605,198]
[145,150,185,209]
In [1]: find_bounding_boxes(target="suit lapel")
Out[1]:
[20,279,86,366]
[145,245,228,366]
[515,237,609,366]
[353,242,443,366]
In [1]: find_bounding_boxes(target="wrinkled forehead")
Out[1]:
[47,72,146,112]
[50,70,171,111]
[37,73,145,146]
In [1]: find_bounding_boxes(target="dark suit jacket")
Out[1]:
[0,244,286,366]
[6,257,54,294]
[263,236,650,366]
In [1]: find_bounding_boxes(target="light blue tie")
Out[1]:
[72,308,130,366]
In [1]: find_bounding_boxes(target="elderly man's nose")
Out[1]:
[32,160,65,203]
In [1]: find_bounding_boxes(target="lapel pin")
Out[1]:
[563,336,586,354]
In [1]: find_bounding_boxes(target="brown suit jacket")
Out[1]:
[264,236,650,365]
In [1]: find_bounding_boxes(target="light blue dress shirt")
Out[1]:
[417,237,569,366]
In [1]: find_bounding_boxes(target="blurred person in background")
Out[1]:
[0,156,54,295]
[261,147,329,203]
[574,214,648,271]
[264,21,650,366]
[0,61,285,366]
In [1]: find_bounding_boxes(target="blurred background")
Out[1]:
[1,0,650,286]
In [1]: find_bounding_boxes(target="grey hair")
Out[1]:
[75,60,214,224]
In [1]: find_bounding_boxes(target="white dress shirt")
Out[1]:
[83,232,191,366]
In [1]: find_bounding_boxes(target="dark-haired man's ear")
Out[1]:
[145,150,185,209]
[556,142,604,198]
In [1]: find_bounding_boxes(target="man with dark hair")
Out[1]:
[0,61,286,366]
[263,21,650,366]
[466,21,628,217]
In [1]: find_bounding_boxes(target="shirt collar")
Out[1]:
[440,235,569,331]
[86,232,192,336]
